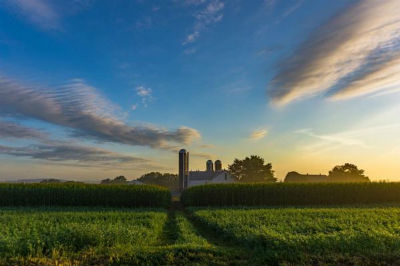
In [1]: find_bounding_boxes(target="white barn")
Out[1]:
[188,160,236,187]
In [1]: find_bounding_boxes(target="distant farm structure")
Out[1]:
[284,171,328,183]
[178,149,235,191]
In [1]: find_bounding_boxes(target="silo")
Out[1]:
[206,160,214,172]
[215,160,222,171]
[179,149,189,191]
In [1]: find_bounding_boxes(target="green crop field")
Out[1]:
[2,184,400,265]
[189,206,400,265]
[2,206,400,265]
[0,183,171,208]
[0,207,244,266]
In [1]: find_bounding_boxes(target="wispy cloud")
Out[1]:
[183,0,224,45]
[250,129,268,140]
[278,0,303,22]
[0,143,156,170]
[268,0,400,105]
[295,123,400,156]
[136,86,153,107]
[184,47,197,55]
[2,0,93,31]
[295,128,370,149]
[0,75,201,149]
[263,0,276,10]
[0,120,47,140]
[3,0,60,30]
[183,31,200,45]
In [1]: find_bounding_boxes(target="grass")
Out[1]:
[189,206,400,265]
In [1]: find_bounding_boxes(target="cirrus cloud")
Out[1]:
[268,0,400,105]
[249,129,268,140]
[0,75,201,150]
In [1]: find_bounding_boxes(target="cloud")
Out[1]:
[263,0,276,10]
[3,0,60,30]
[0,120,47,140]
[183,31,200,45]
[295,128,370,149]
[136,86,152,97]
[0,143,157,170]
[183,0,224,45]
[184,47,197,55]
[179,0,207,6]
[279,0,303,21]
[0,75,201,149]
[136,86,153,107]
[250,129,268,140]
[268,0,400,105]
[2,0,93,31]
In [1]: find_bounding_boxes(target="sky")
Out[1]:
[0,0,400,182]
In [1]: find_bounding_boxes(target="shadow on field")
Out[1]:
[182,209,251,255]
[160,210,180,245]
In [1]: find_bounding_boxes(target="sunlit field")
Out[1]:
[0,208,167,265]
[2,183,400,265]
[0,207,242,265]
[2,205,400,265]
[189,206,400,265]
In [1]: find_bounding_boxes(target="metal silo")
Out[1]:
[179,149,189,191]
[215,160,222,171]
[206,160,214,172]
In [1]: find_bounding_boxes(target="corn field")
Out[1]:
[181,182,400,206]
[0,183,171,208]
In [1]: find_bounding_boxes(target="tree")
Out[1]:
[137,172,178,190]
[101,176,127,184]
[228,155,276,183]
[40,178,61,183]
[328,163,370,182]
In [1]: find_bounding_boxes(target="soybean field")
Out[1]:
[189,206,400,265]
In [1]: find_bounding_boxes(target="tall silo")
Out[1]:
[215,160,222,171]
[206,160,214,172]
[179,149,189,191]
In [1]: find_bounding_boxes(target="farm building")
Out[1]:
[284,171,328,183]
[178,150,236,190]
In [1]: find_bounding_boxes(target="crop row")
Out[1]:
[190,207,400,265]
[0,183,171,207]
[181,182,400,206]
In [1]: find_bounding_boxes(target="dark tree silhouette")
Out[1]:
[101,176,127,184]
[228,155,276,183]
[138,172,178,190]
[328,163,370,182]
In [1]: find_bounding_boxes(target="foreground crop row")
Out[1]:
[190,206,400,265]
[0,207,239,266]
[1,206,400,265]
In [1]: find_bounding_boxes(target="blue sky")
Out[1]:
[1,0,400,181]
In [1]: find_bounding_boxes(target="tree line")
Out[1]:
[101,155,369,190]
